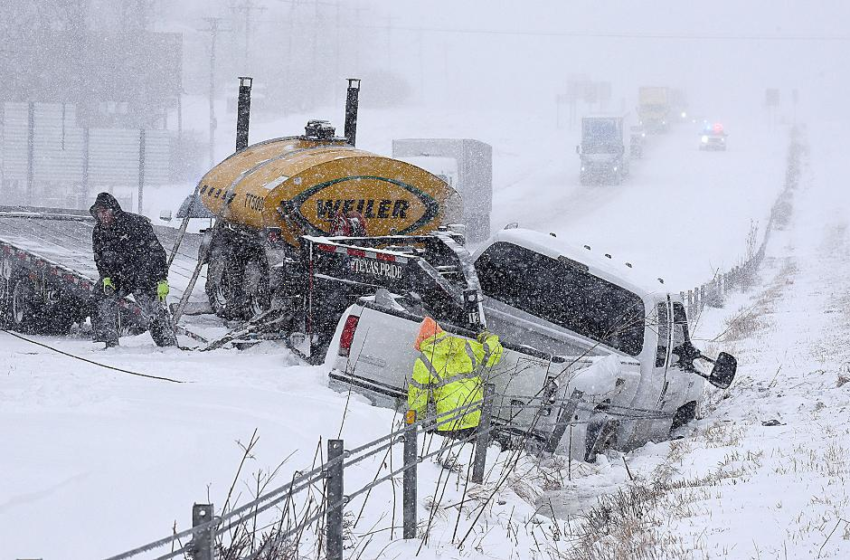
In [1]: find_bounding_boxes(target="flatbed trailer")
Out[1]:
[0,206,208,335]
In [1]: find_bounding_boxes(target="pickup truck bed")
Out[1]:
[328,299,643,460]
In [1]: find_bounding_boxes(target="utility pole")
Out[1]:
[232,0,266,69]
[200,18,226,166]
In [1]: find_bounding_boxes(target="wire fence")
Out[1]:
[102,378,681,560]
[100,390,525,560]
[680,126,805,322]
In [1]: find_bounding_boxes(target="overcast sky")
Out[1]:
[158,0,849,126]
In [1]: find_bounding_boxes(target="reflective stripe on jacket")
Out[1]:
[408,331,504,432]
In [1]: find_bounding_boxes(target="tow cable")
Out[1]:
[0,328,184,384]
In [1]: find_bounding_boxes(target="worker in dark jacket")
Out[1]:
[89,192,176,348]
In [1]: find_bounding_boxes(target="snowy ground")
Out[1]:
[1,111,839,559]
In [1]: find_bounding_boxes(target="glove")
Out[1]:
[102,277,115,295]
[157,280,169,302]
[476,330,491,344]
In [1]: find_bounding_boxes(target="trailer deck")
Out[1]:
[0,206,208,302]
[0,206,224,343]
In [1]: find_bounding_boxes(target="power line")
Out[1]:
[231,0,267,66]
[198,17,229,167]
[363,25,850,42]
[254,21,850,42]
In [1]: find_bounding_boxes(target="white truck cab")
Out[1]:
[474,229,729,451]
[327,228,736,461]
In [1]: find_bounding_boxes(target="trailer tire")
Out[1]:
[7,276,41,333]
[242,257,271,319]
[671,401,697,432]
[36,304,76,335]
[206,247,246,320]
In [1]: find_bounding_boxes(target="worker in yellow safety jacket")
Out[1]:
[408,317,504,439]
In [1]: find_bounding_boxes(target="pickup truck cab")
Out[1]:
[327,227,735,461]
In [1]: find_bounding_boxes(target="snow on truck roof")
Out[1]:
[477,228,670,301]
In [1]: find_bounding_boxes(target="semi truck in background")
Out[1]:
[576,115,630,185]
[392,139,493,244]
[670,88,689,123]
[637,86,671,133]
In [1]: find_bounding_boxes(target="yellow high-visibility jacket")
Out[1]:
[408,331,504,431]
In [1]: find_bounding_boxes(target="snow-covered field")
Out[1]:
[3,112,847,559]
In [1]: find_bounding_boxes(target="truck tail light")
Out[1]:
[339,315,360,357]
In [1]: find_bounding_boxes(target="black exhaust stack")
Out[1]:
[236,76,253,152]
[344,78,361,146]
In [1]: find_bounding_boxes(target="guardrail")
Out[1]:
[99,384,532,560]
[681,126,804,321]
[101,378,683,560]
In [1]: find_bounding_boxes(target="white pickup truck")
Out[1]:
[326,228,736,461]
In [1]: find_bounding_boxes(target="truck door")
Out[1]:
[663,302,696,408]
[652,299,673,409]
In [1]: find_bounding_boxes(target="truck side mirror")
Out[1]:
[708,352,737,389]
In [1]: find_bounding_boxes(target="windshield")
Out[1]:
[582,119,621,153]
[475,242,646,356]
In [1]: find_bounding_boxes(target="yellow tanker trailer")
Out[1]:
[197,80,462,319]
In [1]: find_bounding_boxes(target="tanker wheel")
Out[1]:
[206,248,246,320]
[242,258,271,319]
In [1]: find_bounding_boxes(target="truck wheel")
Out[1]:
[584,418,619,462]
[206,247,247,320]
[671,401,697,431]
[242,258,271,318]
[7,276,40,333]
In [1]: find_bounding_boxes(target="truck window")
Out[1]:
[475,242,645,356]
[655,303,669,367]
[583,119,621,153]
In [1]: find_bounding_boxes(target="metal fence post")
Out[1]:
[138,128,146,214]
[472,383,495,484]
[402,423,418,539]
[26,101,35,206]
[687,290,694,318]
[191,503,214,560]
[326,439,345,560]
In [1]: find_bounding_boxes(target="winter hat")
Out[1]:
[414,316,444,351]
[89,192,123,218]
